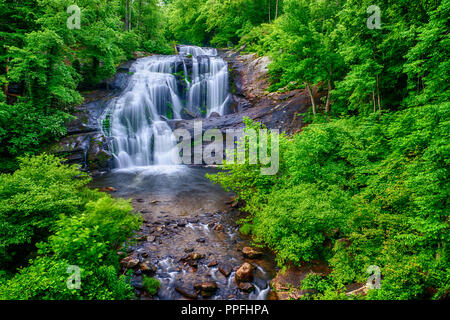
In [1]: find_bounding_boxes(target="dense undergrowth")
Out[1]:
[0,154,142,299]
[209,106,449,299]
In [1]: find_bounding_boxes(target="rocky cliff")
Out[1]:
[174,49,314,135]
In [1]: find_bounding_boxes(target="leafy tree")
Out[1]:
[0,154,141,300]
[0,154,98,270]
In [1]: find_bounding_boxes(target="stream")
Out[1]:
[92,45,277,300]
[92,166,277,300]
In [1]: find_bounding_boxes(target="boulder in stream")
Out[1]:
[235,262,254,283]
[140,261,157,274]
[238,282,255,293]
[194,281,218,298]
[176,287,198,300]
[219,264,232,277]
[242,247,262,259]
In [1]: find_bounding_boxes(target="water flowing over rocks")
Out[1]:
[50,45,314,172]
[91,166,278,300]
[174,48,316,136]
[69,45,317,300]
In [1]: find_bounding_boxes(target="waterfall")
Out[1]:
[179,45,230,117]
[106,45,230,169]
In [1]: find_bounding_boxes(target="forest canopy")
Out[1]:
[0,0,448,300]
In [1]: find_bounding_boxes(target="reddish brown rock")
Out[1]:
[121,256,140,269]
[235,262,254,283]
[194,282,218,298]
[207,260,218,267]
[238,282,255,293]
[98,187,116,192]
[219,264,232,277]
[242,247,262,259]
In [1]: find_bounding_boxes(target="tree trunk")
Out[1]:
[275,0,279,19]
[325,67,332,113]
[376,74,381,113]
[137,0,142,30]
[129,0,132,31]
[372,91,376,113]
[268,0,271,23]
[125,0,129,31]
[306,82,316,115]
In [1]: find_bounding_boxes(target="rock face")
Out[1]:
[221,49,321,135]
[235,262,254,283]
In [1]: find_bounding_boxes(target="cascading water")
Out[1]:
[105,45,230,169]
[94,47,278,300]
[179,45,230,117]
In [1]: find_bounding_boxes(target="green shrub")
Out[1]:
[143,276,161,296]
[0,195,141,300]
[0,154,142,300]
[143,39,174,55]
[0,154,99,270]
[209,104,449,300]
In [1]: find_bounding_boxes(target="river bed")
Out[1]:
[91,165,278,300]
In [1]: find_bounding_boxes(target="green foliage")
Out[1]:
[235,0,446,116]
[0,154,97,270]
[0,101,73,168]
[167,0,279,47]
[38,197,141,267]
[142,276,161,296]
[253,184,352,265]
[209,104,449,300]
[143,39,174,55]
[8,29,82,109]
[0,154,141,300]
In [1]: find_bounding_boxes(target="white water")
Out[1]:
[106,45,230,169]
[180,45,230,117]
